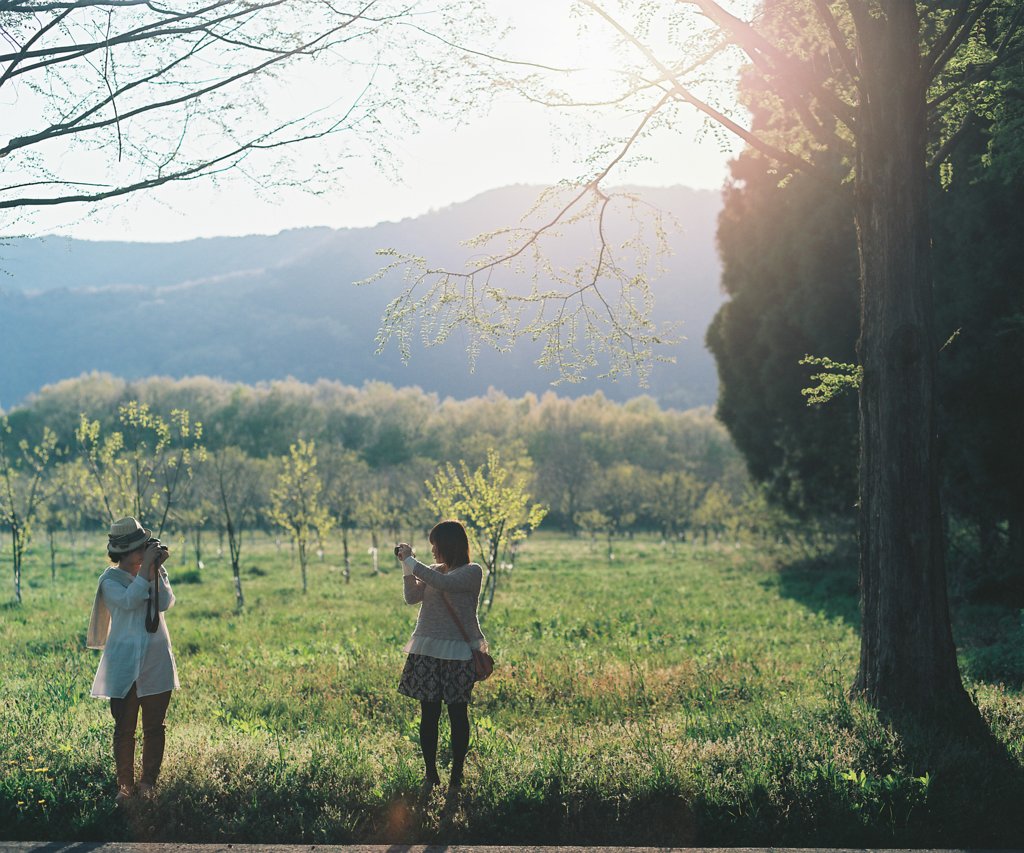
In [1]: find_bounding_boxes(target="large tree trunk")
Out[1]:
[851,4,973,718]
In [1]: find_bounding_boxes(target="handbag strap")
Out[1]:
[440,592,474,646]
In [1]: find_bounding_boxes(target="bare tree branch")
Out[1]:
[414,90,675,281]
[1,3,374,156]
[580,1,822,178]
[391,19,580,74]
[0,102,360,208]
[0,0,263,67]
[663,78,818,177]
[680,0,858,129]
[842,0,874,58]
[0,179,111,191]
[1,0,457,215]
[811,0,860,87]
[1,0,150,11]
[509,40,733,110]
[99,9,124,161]
[0,7,71,87]
[364,86,683,383]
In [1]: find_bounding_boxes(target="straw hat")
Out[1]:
[107,516,152,555]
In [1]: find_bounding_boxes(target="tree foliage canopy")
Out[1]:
[425,447,547,611]
[710,0,1024,584]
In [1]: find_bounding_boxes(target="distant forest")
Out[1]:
[2,372,761,542]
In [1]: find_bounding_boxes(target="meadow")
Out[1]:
[2,531,1023,845]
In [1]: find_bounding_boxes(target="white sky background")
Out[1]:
[12,1,745,243]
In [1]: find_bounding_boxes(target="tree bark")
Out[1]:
[234,573,245,611]
[851,3,974,718]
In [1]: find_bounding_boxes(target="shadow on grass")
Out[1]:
[455,784,696,846]
[87,777,696,847]
[772,540,1024,687]
[771,540,861,629]
[768,540,1024,844]
[878,706,1024,846]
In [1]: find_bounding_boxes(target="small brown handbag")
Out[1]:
[441,593,494,681]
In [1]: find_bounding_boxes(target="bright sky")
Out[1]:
[9,2,745,243]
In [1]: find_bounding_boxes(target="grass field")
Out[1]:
[2,531,1023,845]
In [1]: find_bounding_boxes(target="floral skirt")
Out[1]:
[398,653,476,704]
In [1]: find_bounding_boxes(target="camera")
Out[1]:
[147,537,170,553]
[394,545,402,556]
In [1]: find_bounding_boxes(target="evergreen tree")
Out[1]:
[709,150,859,519]
[711,2,1024,593]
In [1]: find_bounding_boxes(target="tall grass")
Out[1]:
[2,532,1022,844]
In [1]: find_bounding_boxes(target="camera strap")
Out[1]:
[145,571,160,633]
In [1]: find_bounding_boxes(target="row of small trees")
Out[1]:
[1,409,551,613]
[1,378,762,608]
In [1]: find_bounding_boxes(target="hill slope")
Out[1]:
[0,185,724,408]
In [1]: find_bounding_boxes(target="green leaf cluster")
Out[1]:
[268,438,333,593]
[75,402,205,533]
[798,356,863,406]
[425,448,547,611]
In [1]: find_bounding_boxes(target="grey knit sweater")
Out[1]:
[402,558,487,658]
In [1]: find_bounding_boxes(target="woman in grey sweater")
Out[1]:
[395,519,487,792]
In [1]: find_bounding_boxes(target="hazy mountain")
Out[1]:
[0,185,724,409]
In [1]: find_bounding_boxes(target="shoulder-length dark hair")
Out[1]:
[429,519,470,569]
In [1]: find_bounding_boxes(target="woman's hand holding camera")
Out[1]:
[141,540,169,579]
[395,543,415,577]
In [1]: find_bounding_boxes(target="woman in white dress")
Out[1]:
[87,516,179,804]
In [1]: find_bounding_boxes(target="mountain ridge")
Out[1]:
[0,184,724,410]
